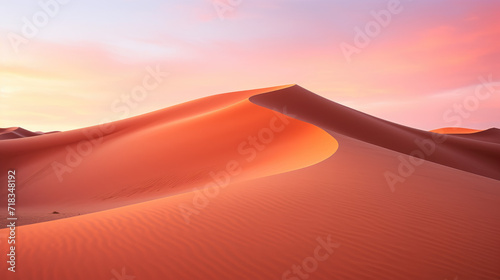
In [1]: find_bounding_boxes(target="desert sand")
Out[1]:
[0,127,46,140]
[1,85,499,280]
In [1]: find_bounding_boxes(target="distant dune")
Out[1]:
[0,85,337,221]
[453,128,500,144]
[431,127,483,134]
[1,85,499,280]
[0,127,48,140]
[251,86,500,181]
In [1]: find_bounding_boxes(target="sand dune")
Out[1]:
[432,127,500,144]
[430,127,483,134]
[0,127,46,140]
[0,85,337,224]
[251,85,500,181]
[452,128,500,145]
[1,85,499,280]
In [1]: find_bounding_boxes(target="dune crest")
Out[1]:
[250,85,500,180]
[431,127,483,134]
[0,127,47,140]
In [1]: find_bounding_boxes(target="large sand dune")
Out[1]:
[0,127,49,140]
[1,85,499,280]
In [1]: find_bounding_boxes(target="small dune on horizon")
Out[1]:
[1,85,499,280]
[431,127,484,134]
[0,127,51,140]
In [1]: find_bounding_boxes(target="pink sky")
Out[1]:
[0,0,499,132]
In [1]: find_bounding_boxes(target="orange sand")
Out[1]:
[1,85,499,280]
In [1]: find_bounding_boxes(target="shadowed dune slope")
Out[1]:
[0,127,45,140]
[452,128,500,144]
[430,127,483,134]
[250,85,500,180]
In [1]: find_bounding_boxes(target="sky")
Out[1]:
[0,0,499,132]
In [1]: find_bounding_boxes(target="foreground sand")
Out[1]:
[1,85,499,280]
